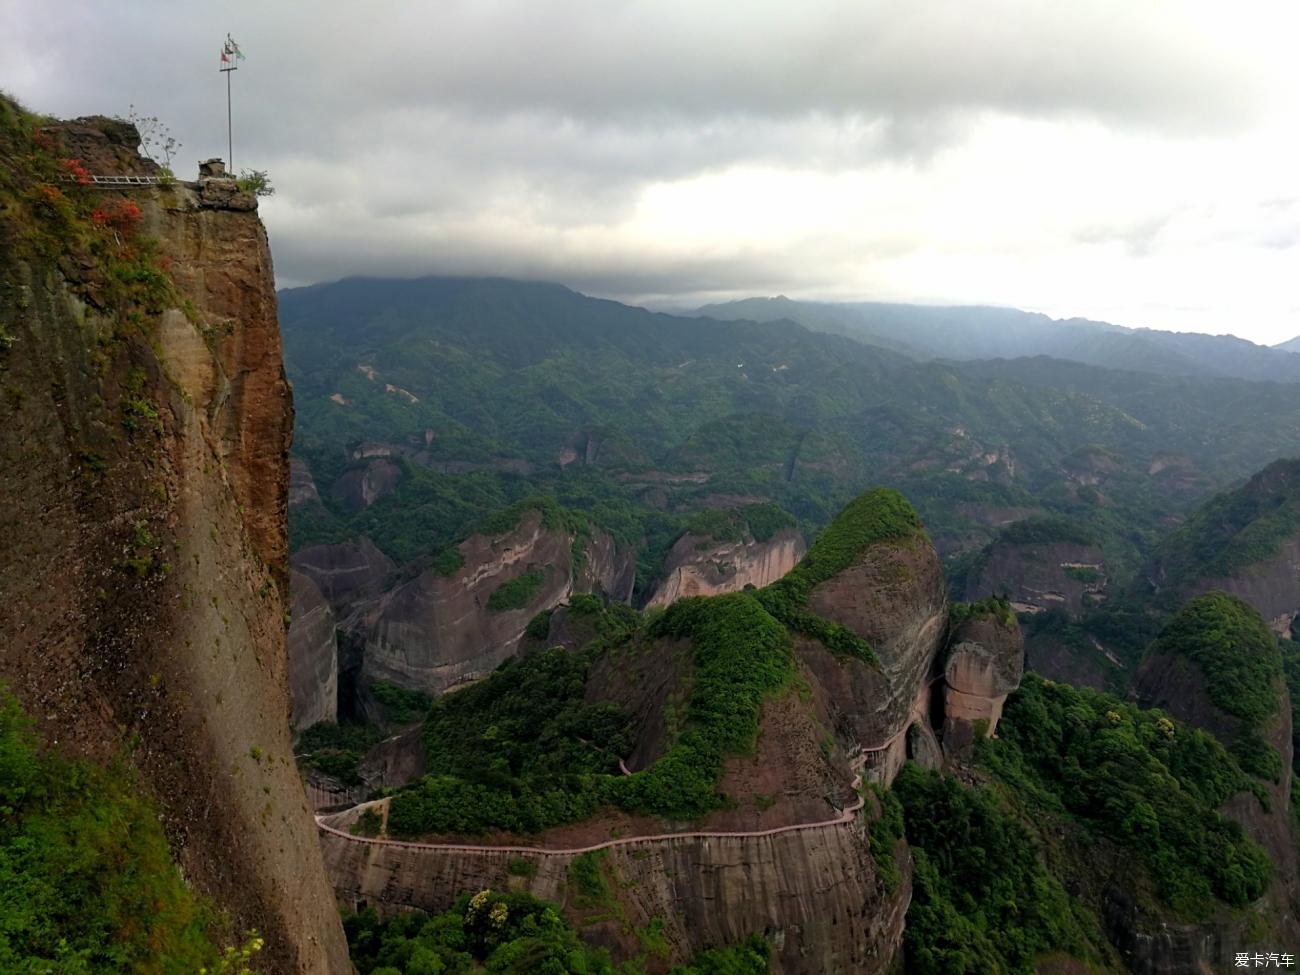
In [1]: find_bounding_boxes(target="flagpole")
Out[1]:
[226,65,233,171]
[220,35,243,173]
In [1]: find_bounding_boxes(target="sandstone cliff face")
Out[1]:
[800,535,948,782]
[292,536,397,610]
[0,122,349,972]
[330,456,402,512]
[966,539,1108,615]
[288,569,338,731]
[344,511,633,708]
[941,613,1024,760]
[644,529,806,608]
[318,802,909,975]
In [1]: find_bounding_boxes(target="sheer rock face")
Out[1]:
[941,614,1024,760]
[287,569,338,731]
[320,805,909,975]
[966,540,1108,616]
[0,126,350,972]
[330,457,402,512]
[799,535,948,781]
[644,529,806,608]
[344,512,633,707]
[291,536,396,611]
[288,457,321,506]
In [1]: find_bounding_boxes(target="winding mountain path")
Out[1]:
[316,669,949,856]
[313,700,935,857]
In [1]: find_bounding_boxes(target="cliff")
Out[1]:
[1135,594,1299,950]
[1136,458,1300,634]
[314,488,949,972]
[964,522,1109,616]
[342,508,634,710]
[0,106,349,971]
[941,604,1024,760]
[793,490,950,782]
[288,568,339,731]
[644,528,806,608]
[318,803,908,974]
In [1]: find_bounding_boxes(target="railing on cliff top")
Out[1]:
[61,174,168,187]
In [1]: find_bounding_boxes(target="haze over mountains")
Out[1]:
[697,294,1300,383]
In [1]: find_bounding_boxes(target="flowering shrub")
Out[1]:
[59,157,90,185]
[90,200,143,236]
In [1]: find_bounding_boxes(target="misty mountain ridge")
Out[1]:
[696,294,1300,384]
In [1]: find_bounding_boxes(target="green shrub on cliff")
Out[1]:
[387,592,795,835]
[0,686,237,972]
[751,487,921,667]
[894,764,1090,975]
[344,894,772,974]
[982,674,1272,915]
[684,503,797,544]
[1144,592,1285,781]
[486,567,547,612]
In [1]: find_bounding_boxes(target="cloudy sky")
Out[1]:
[5,1,1300,342]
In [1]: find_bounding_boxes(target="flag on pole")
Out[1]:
[227,35,246,61]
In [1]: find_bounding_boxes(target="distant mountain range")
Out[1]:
[696,296,1300,384]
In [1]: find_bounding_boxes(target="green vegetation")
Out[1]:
[610,593,794,817]
[369,680,431,726]
[981,675,1271,915]
[344,894,771,975]
[753,487,922,666]
[1147,593,1284,781]
[387,591,794,835]
[865,784,904,895]
[1283,640,1300,782]
[387,648,631,836]
[235,168,275,197]
[431,546,465,577]
[0,686,239,972]
[894,764,1093,975]
[525,608,554,641]
[997,517,1098,547]
[352,809,383,837]
[949,594,1015,628]
[567,850,614,909]
[684,503,797,544]
[487,568,547,613]
[296,721,384,785]
[1145,459,1300,603]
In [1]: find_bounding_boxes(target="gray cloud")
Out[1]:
[3,1,1296,341]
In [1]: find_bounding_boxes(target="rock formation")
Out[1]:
[291,536,397,610]
[1135,594,1299,952]
[644,528,806,608]
[1136,458,1300,636]
[0,110,350,972]
[330,456,402,512]
[288,569,338,731]
[319,799,909,974]
[966,537,1108,615]
[941,608,1024,760]
[799,525,949,783]
[343,510,633,709]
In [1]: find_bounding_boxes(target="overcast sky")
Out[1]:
[5,1,1300,343]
